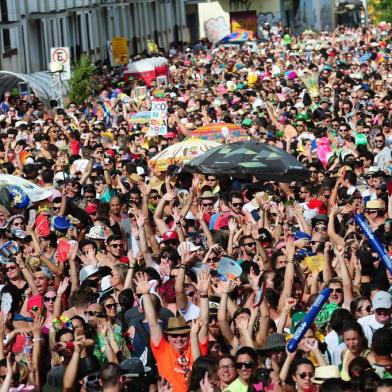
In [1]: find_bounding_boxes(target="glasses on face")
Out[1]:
[330,288,343,294]
[297,372,314,379]
[207,178,217,182]
[236,361,255,369]
[309,170,317,174]
[161,254,173,260]
[232,202,243,208]
[375,139,384,143]
[219,364,235,370]
[53,206,61,212]
[361,305,372,313]
[202,202,214,207]
[5,265,16,272]
[13,221,23,227]
[208,256,218,263]
[149,195,159,200]
[105,303,117,309]
[44,295,57,302]
[168,333,189,338]
[110,243,122,249]
[186,291,196,297]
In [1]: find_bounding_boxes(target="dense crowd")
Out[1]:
[0,22,392,392]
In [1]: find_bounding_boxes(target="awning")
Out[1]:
[0,71,68,104]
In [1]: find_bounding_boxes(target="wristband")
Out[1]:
[129,266,135,269]
[180,264,187,269]
[200,294,208,298]
[33,337,43,342]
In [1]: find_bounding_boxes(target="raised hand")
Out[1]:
[133,272,150,295]
[57,277,70,296]
[197,270,210,294]
[162,189,176,202]
[158,378,173,392]
[178,242,195,265]
[190,318,203,335]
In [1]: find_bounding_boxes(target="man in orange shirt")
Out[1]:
[134,243,209,392]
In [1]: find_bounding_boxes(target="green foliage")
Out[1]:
[369,0,392,23]
[68,55,96,104]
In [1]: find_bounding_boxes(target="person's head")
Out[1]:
[55,328,75,358]
[348,356,371,380]
[106,235,124,258]
[33,270,50,295]
[374,133,385,149]
[229,191,244,214]
[350,296,373,319]
[0,356,20,388]
[319,378,354,392]
[239,235,257,258]
[85,303,105,327]
[376,379,392,392]
[103,295,117,319]
[235,346,258,383]
[164,316,191,352]
[71,316,87,338]
[189,356,218,391]
[118,288,135,312]
[290,358,315,392]
[110,264,128,289]
[109,197,122,216]
[326,278,344,305]
[218,354,237,385]
[341,321,367,355]
[372,291,392,325]
[3,262,21,282]
[100,362,123,391]
[43,288,57,313]
[72,288,95,310]
[372,325,392,359]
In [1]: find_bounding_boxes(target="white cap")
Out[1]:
[177,241,200,256]
[372,291,392,310]
[79,265,99,283]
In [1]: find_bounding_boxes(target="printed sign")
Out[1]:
[111,37,129,65]
[149,99,168,136]
[50,47,71,80]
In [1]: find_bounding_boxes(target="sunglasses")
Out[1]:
[236,361,255,369]
[361,305,372,313]
[186,291,196,297]
[149,195,159,199]
[232,203,244,207]
[110,243,122,248]
[168,333,189,338]
[297,372,314,379]
[161,254,173,260]
[5,266,16,272]
[44,296,57,302]
[105,303,117,309]
[202,202,214,207]
[85,311,106,318]
[208,257,218,263]
[330,288,343,294]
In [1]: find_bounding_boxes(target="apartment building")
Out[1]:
[0,0,188,73]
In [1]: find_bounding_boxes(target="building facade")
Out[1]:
[0,0,188,74]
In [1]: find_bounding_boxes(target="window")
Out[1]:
[3,28,10,49]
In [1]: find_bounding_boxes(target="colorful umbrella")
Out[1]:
[192,122,249,142]
[148,138,221,172]
[130,111,151,124]
[184,141,309,182]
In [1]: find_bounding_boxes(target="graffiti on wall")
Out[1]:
[204,17,230,43]
[257,11,280,26]
[229,0,252,12]
[230,11,257,38]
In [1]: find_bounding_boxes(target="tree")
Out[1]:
[68,55,96,105]
[368,0,392,23]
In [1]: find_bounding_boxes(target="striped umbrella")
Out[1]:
[130,111,151,124]
[148,138,221,172]
[192,122,249,142]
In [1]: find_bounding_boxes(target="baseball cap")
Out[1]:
[120,357,151,377]
[79,265,99,284]
[162,231,179,242]
[372,291,392,310]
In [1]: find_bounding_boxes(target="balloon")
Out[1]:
[354,214,392,275]
[287,288,332,352]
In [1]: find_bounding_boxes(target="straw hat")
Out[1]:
[311,366,340,384]
[163,316,191,335]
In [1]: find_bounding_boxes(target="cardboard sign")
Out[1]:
[35,214,50,237]
[304,255,324,272]
[56,239,71,263]
[111,37,129,65]
[149,99,168,136]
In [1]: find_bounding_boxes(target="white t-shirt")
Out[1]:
[325,330,345,366]
[358,314,385,345]
[178,302,200,322]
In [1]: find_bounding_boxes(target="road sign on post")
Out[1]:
[50,47,71,80]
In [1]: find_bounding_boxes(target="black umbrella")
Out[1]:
[184,141,309,183]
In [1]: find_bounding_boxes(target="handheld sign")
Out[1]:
[287,288,332,353]
[355,213,392,275]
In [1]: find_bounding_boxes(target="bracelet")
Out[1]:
[129,266,135,269]
[180,264,187,269]
[176,223,181,226]
[33,337,43,342]
[200,294,208,298]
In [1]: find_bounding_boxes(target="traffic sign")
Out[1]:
[50,47,71,80]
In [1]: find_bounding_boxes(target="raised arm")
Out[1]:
[175,242,194,312]
[335,246,353,309]
[278,238,296,310]
[153,189,176,235]
[134,272,163,346]
[196,270,210,344]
